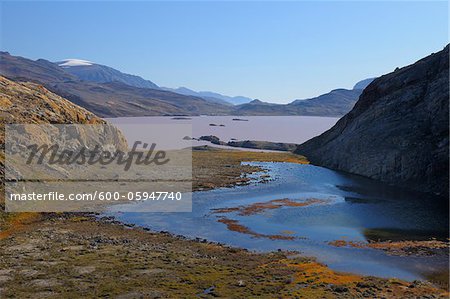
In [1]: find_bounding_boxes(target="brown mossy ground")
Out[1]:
[0,214,448,299]
[192,146,308,190]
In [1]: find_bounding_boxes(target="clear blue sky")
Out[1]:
[1,1,448,103]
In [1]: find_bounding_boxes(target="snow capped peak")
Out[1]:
[58,59,94,67]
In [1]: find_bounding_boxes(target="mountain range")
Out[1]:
[0,51,372,117]
[161,87,253,105]
[232,86,368,117]
[58,59,252,106]
[0,52,231,117]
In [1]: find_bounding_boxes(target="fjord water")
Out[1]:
[106,116,448,281]
[107,162,448,281]
[107,115,339,146]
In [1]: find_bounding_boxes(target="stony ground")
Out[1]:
[1,214,448,299]
[0,149,449,298]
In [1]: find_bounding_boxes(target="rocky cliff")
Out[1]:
[0,76,104,126]
[295,46,449,198]
[0,76,128,205]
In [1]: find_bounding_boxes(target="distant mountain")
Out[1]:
[162,87,253,105]
[57,59,252,106]
[296,46,449,197]
[0,51,76,83]
[288,88,363,116]
[0,52,232,117]
[233,82,370,117]
[57,59,159,89]
[353,78,375,90]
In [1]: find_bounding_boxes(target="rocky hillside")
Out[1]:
[0,76,104,125]
[295,46,449,197]
[0,74,128,156]
[0,75,127,204]
[288,88,364,116]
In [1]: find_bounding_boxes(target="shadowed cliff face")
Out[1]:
[296,45,449,198]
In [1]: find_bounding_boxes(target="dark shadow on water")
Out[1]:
[336,174,449,242]
[344,196,387,204]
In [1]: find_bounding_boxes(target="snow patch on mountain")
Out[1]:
[59,59,94,67]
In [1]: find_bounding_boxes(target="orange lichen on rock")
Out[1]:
[262,259,450,298]
[288,259,362,285]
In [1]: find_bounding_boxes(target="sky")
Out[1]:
[0,1,448,103]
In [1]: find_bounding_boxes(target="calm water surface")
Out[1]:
[104,116,448,282]
[106,116,339,148]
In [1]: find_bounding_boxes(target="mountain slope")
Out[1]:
[162,87,251,106]
[295,46,449,197]
[58,59,159,89]
[0,75,106,127]
[58,60,251,106]
[161,87,233,106]
[233,86,365,116]
[289,88,363,116]
[0,52,232,117]
[353,78,375,90]
[0,51,76,83]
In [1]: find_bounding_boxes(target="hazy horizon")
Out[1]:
[1,1,448,103]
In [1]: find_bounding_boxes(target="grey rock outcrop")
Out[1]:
[295,46,449,198]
